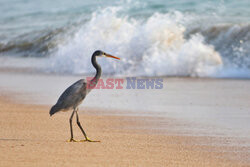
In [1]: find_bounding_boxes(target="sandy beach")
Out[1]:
[1,0,250,166]
[0,71,249,167]
[0,97,249,167]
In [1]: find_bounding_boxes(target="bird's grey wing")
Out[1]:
[55,79,87,110]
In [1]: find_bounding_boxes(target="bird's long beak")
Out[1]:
[104,53,120,60]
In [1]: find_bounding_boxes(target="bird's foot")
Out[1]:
[80,137,100,142]
[67,138,78,142]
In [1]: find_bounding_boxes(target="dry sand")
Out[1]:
[0,96,249,167]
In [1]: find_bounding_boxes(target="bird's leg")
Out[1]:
[75,109,100,142]
[67,109,77,142]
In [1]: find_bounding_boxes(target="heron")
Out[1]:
[49,50,120,142]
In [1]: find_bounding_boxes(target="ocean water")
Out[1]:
[0,0,250,78]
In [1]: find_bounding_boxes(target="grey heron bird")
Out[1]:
[49,50,120,142]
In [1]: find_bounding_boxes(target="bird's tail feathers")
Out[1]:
[49,105,60,116]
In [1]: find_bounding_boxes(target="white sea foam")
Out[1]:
[48,8,219,77]
[47,7,249,78]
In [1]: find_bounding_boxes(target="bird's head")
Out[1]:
[93,50,120,60]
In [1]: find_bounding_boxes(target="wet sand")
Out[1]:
[0,71,250,166]
[0,98,249,166]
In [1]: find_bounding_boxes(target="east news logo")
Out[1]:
[87,77,163,89]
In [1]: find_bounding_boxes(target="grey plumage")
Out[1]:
[49,79,87,116]
[49,50,120,142]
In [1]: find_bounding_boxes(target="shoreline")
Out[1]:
[1,71,249,138]
[0,96,249,166]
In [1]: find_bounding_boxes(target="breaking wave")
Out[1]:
[47,8,250,78]
[1,6,250,78]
